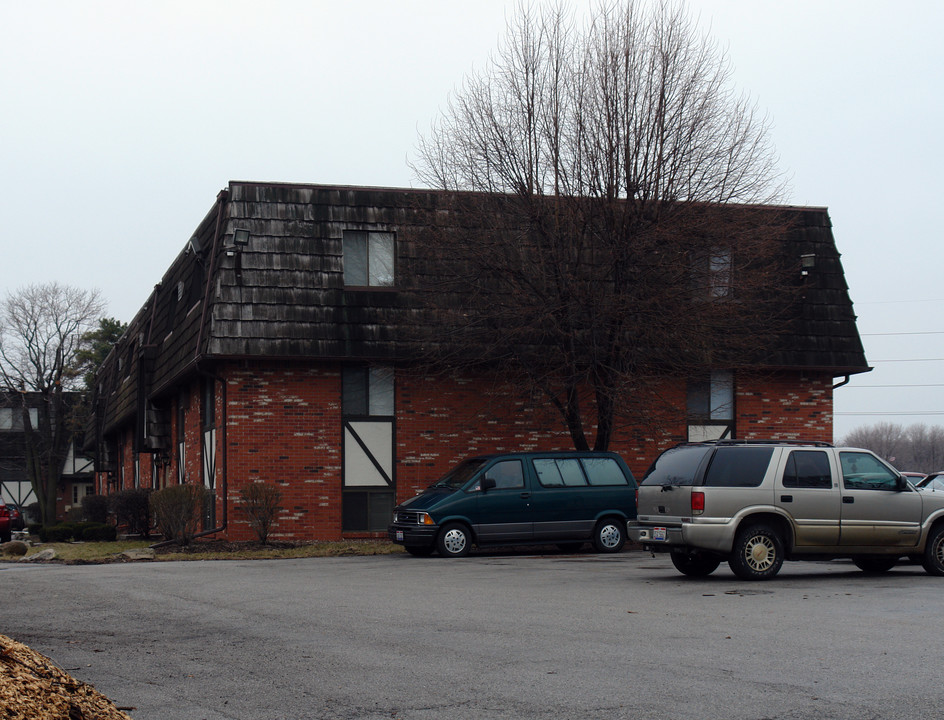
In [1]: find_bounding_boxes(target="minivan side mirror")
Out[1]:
[481,477,496,492]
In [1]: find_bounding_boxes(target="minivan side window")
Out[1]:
[703,447,773,487]
[782,451,832,489]
[533,458,587,487]
[484,460,525,489]
[581,457,628,486]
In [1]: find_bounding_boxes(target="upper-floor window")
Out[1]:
[687,371,733,421]
[343,231,395,287]
[691,246,732,300]
[342,366,394,416]
[201,378,215,430]
[0,406,39,431]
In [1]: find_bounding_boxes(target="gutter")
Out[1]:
[832,375,851,390]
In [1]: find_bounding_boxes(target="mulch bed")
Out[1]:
[0,634,133,720]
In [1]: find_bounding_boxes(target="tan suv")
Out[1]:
[627,440,944,580]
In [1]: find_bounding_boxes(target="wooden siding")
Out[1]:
[92,182,868,440]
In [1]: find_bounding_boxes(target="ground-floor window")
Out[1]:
[342,489,395,532]
[342,365,394,532]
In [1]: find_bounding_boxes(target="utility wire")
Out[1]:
[834,411,944,416]
[843,384,944,388]
[860,331,944,336]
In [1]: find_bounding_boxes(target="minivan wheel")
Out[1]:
[853,557,898,574]
[437,523,472,558]
[922,525,944,576]
[593,518,626,553]
[671,550,721,577]
[728,524,784,580]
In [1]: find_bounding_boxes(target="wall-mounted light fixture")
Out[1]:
[800,253,816,276]
[233,228,251,246]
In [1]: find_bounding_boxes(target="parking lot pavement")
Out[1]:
[3,551,944,720]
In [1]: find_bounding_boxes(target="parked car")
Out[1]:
[0,501,12,543]
[5,502,25,531]
[901,471,926,485]
[916,472,944,492]
[627,440,944,580]
[389,451,637,557]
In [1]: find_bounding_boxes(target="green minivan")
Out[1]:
[388,452,638,557]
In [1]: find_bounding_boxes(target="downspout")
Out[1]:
[832,375,851,390]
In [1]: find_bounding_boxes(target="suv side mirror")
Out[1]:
[481,477,496,492]
[896,475,910,492]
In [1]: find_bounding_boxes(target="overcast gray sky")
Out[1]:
[1,0,941,445]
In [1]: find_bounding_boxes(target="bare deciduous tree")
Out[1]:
[841,423,944,472]
[408,0,790,450]
[0,282,105,524]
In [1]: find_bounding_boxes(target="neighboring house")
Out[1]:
[0,391,95,523]
[88,182,869,542]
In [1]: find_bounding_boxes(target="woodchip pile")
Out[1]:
[0,634,133,720]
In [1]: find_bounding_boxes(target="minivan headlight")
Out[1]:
[421,512,435,525]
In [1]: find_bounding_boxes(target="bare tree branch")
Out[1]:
[407,0,792,450]
[0,282,105,524]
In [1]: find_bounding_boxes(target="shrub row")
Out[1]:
[31,482,283,546]
[37,522,118,543]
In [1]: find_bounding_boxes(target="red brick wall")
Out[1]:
[222,361,343,541]
[95,364,834,541]
[736,371,833,442]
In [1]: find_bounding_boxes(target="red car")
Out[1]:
[0,501,12,543]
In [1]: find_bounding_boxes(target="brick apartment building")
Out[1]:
[1,391,95,523]
[87,182,869,541]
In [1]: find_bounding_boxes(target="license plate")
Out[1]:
[396,531,404,541]
[653,527,667,542]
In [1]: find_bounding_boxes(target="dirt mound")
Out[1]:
[0,634,133,719]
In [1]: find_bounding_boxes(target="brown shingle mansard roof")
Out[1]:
[92,181,869,437]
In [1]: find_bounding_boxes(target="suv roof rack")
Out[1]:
[677,439,834,448]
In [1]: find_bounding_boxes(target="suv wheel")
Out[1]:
[853,557,898,574]
[671,550,721,577]
[922,525,944,576]
[728,524,784,580]
[593,518,626,553]
[437,522,472,558]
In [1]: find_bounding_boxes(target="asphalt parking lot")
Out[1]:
[3,549,943,720]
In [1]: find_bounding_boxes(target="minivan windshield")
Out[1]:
[641,445,712,486]
[429,459,488,490]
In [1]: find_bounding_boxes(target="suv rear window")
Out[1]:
[703,447,773,487]
[641,445,712,486]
